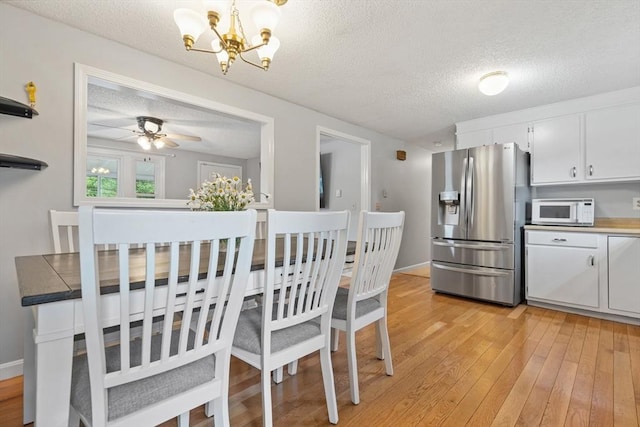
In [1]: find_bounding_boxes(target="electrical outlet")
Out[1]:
[375,202,381,211]
[633,197,640,211]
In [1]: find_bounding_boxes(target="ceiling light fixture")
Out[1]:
[174,0,286,75]
[478,71,509,96]
[136,117,167,150]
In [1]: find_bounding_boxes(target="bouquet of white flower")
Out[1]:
[187,173,255,211]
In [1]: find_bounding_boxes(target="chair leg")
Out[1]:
[346,330,360,405]
[288,360,298,376]
[210,395,230,427]
[177,412,189,427]
[319,346,339,424]
[378,317,394,375]
[375,321,383,360]
[261,368,274,427]
[68,405,80,427]
[331,327,339,351]
[273,366,283,383]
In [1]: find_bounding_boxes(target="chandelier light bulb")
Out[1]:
[174,9,208,41]
[478,71,509,96]
[153,139,165,149]
[251,1,281,34]
[253,35,280,60]
[212,39,229,62]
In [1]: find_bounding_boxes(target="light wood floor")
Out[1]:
[1,273,639,427]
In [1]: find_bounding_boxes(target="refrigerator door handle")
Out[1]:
[466,156,474,230]
[432,262,510,277]
[432,241,510,251]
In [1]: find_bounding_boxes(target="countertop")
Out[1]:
[524,218,640,235]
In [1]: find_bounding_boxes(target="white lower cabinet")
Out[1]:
[526,231,599,308]
[608,236,640,315]
[526,229,640,321]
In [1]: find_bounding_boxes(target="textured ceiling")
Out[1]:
[6,0,640,151]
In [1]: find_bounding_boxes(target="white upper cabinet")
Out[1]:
[585,103,640,181]
[456,87,640,186]
[530,114,582,185]
[456,123,530,151]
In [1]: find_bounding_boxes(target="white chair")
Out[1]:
[331,210,405,405]
[50,209,79,253]
[70,206,257,427]
[231,209,350,427]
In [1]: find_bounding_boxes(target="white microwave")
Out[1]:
[531,198,595,226]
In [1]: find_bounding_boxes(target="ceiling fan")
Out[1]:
[132,116,202,150]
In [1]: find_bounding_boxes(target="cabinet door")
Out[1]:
[531,114,582,185]
[493,123,530,151]
[526,245,599,307]
[456,129,492,149]
[608,236,640,315]
[585,103,640,181]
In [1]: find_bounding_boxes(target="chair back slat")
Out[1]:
[50,210,80,253]
[264,210,349,335]
[118,244,131,373]
[351,211,405,303]
[78,207,256,422]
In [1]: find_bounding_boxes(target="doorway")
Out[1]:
[316,126,371,241]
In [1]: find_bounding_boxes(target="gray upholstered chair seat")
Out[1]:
[233,306,322,354]
[71,331,215,422]
[332,286,381,320]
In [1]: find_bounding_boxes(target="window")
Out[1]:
[86,147,165,199]
[86,156,120,198]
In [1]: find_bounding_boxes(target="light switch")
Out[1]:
[335,189,342,198]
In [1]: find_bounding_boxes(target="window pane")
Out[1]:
[136,160,156,199]
[86,156,119,198]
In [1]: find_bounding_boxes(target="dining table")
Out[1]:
[15,239,356,427]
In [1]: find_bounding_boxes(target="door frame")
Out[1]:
[315,126,371,212]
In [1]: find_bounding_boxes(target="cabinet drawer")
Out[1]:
[526,231,598,248]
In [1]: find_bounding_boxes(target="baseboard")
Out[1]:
[394,261,430,273]
[0,359,23,381]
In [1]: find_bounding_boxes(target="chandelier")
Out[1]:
[174,0,287,75]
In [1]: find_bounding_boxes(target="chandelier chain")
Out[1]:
[232,0,251,47]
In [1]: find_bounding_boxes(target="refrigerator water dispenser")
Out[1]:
[438,191,460,225]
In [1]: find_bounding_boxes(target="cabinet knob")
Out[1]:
[571,166,577,178]
[588,255,595,266]
[589,165,594,176]
[552,238,567,242]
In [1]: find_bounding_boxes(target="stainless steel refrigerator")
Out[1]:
[430,143,530,306]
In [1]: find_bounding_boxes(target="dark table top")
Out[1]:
[16,239,356,307]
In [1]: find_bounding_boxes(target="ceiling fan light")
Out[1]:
[253,35,280,60]
[137,135,151,150]
[251,1,281,33]
[153,139,165,149]
[174,8,208,41]
[478,71,509,96]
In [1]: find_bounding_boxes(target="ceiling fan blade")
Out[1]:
[164,133,201,142]
[89,122,135,131]
[159,137,179,148]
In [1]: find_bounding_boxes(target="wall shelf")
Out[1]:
[0,96,38,118]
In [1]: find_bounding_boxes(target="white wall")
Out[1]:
[320,139,361,241]
[0,4,432,369]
